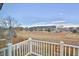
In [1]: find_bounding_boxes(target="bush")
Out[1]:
[72,29,77,33]
[47,29,51,32]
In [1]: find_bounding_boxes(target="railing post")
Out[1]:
[78,48,79,56]
[7,43,12,56]
[28,37,32,54]
[60,41,64,56]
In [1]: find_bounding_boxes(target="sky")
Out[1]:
[0,3,79,27]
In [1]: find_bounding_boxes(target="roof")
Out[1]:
[0,3,3,10]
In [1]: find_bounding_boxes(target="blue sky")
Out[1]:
[0,3,79,27]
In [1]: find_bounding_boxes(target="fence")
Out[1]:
[0,38,79,56]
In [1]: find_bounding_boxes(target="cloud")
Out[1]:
[51,20,66,24]
[29,22,48,27]
[19,20,79,28]
[63,23,79,27]
[28,20,66,27]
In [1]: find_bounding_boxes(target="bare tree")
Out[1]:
[0,16,18,43]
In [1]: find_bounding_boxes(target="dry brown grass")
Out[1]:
[1,30,79,49]
[0,39,6,48]
[15,30,79,45]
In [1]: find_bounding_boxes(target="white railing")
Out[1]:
[12,39,30,56]
[0,37,79,56]
[0,39,30,56]
[31,39,79,56]
[0,48,7,56]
